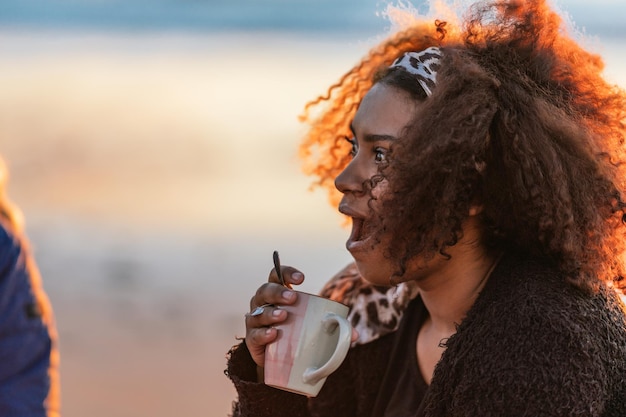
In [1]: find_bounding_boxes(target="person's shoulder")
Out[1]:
[459,250,626,370]
[0,221,26,293]
[430,255,626,416]
[0,218,22,259]
[466,254,625,358]
[0,218,16,242]
[454,252,624,367]
[480,253,625,331]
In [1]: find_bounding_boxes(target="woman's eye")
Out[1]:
[345,137,358,157]
[374,147,387,163]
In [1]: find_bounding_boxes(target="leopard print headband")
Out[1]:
[389,46,442,96]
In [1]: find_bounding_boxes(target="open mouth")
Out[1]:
[338,202,374,252]
[347,217,372,251]
[349,217,364,241]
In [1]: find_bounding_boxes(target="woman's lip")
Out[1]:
[348,217,362,241]
[337,203,367,219]
[346,217,372,253]
[347,233,373,253]
[338,203,372,252]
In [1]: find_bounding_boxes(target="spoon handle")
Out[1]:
[273,250,285,286]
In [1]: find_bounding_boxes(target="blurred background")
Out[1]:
[0,1,624,416]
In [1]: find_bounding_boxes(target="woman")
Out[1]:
[0,157,60,416]
[226,0,626,416]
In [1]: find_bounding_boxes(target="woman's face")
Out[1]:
[335,83,422,285]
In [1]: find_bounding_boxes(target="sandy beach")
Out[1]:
[0,26,624,416]
[0,30,367,416]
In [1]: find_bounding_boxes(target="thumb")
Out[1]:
[351,328,359,343]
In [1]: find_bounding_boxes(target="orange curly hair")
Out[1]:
[299,0,626,294]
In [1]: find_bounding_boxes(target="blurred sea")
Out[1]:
[0,1,624,416]
[1,0,625,36]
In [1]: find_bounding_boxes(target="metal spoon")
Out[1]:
[273,250,286,286]
[248,251,285,317]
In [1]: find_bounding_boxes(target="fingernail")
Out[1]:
[292,272,304,282]
[265,328,273,335]
[272,309,283,317]
[282,290,295,301]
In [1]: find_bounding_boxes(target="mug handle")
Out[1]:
[302,312,351,385]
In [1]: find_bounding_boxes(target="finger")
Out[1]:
[282,267,305,286]
[250,283,297,310]
[247,327,278,345]
[245,305,287,328]
[248,304,271,318]
[246,327,279,356]
[268,266,305,287]
[351,328,359,343]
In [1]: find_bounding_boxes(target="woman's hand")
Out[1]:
[244,265,304,370]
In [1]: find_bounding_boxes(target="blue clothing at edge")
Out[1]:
[0,222,57,416]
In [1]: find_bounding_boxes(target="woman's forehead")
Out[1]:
[352,84,420,137]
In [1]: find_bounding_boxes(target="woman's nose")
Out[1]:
[335,159,364,195]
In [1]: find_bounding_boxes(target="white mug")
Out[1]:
[264,291,351,397]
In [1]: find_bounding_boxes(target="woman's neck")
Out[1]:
[414,231,501,334]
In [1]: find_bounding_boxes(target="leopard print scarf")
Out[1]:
[320,263,419,346]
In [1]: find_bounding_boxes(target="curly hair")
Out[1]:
[299,0,626,294]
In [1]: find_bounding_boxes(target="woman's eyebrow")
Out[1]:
[362,133,397,143]
[349,123,397,143]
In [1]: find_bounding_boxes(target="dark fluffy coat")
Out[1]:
[226,253,626,416]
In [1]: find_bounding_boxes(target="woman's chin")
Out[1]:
[353,258,395,287]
